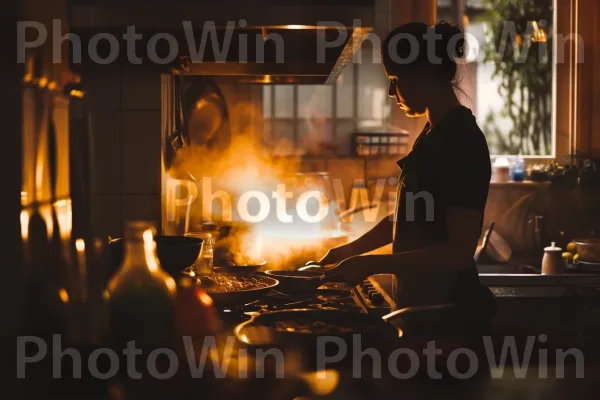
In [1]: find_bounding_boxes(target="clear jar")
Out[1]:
[185,232,214,276]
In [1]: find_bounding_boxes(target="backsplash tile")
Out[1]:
[122,110,161,194]
[121,66,161,110]
[122,194,161,227]
[84,65,122,111]
[91,110,121,194]
[91,194,122,239]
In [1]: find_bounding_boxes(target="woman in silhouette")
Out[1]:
[321,22,496,333]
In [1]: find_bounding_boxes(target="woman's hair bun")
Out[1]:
[435,21,466,60]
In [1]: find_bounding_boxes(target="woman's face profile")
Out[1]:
[387,69,428,117]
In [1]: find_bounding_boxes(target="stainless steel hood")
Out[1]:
[68,0,375,84]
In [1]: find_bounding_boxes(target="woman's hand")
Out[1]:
[318,245,356,266]
[324,256,371,286]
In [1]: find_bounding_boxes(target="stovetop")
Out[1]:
[217,278,395,326]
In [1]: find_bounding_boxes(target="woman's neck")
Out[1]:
[425,85,461,129]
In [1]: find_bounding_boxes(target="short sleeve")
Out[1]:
[436,131,491,211]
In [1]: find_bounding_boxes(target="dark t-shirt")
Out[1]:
[392,106,496,323]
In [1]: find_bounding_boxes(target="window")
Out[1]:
[438,0,555,157]
[262,39,394,157]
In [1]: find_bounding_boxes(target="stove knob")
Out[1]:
[370,293,385,305]
[367,289,378,298]
[361,281,371,289]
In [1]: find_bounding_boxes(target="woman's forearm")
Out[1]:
[362,242,474,277]
[344,215,393,255]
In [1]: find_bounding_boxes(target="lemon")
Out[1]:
[573,254,580,263]
[562,252,574,263]
[567,242,578,253]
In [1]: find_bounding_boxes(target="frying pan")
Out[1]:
[200,275,279,305]
[262,270,327,294]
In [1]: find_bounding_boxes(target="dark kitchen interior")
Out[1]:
[4,0,600,398]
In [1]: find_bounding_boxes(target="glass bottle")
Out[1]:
[106,222,177,349]
[511,155,526,182]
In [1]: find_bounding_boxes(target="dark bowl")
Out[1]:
[263,270,326,294]
[108,235,203,278]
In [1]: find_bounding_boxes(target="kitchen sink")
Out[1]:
[477,264,541,274]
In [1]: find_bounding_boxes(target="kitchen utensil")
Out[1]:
[263,270,327,294]
[165,75,195,181]
[234,308,397,345]
[528,215,546,251]
[542,242,564,275]
[221,260,267,276]
[28,68,48,251]
[199,274,279,305]
[486,230,512,263]
[108,235,202,278]
[47,94,63,246]
[474,222,495,263]
[574,238,600,263]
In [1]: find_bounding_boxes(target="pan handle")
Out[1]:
[382,303,457,325]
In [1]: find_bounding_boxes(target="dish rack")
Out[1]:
[351,132,410,157]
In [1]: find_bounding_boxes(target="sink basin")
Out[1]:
[477,264,540,274]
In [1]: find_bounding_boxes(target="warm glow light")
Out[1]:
[69,89,85,98]
[165,277,177,294]
[47,81,57,91]
[531,21,548,43]
[196,291,214,306]
[143,229,154,244]
[515,34,524,47]
[38,77,48,88]
[238,334,249,344]
[144,241,159,273]
[20,211,29,241]
[286,25,310,30]
[301,370,340,396]
[58,288,69,304]
[398,328,404,338]
[76,238,87,301]
[53,199,72,239]
[75,238,85,252]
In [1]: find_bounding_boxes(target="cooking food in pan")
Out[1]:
[198,274,278,305]
[273,319,354,334]
[201,274,273,292]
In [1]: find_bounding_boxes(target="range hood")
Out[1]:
[69,0,375,84]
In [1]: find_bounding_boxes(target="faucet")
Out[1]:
[528,215,545,251]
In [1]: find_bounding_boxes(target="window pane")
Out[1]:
[262,86,272,118]
[437,0,555,156]
[335,119,355,156]
[297,119,333,156]
[274,85,294,118]
[336,64,354,118]
[271,120,296,156]
[357,60,389,125]
[298,85,332,119]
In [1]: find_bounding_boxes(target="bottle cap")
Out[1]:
[544,242,562,252]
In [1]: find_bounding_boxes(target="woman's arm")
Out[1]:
[326,207,481,284]
[319,215,393,265]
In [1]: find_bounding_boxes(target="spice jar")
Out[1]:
[542,242,564,275]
